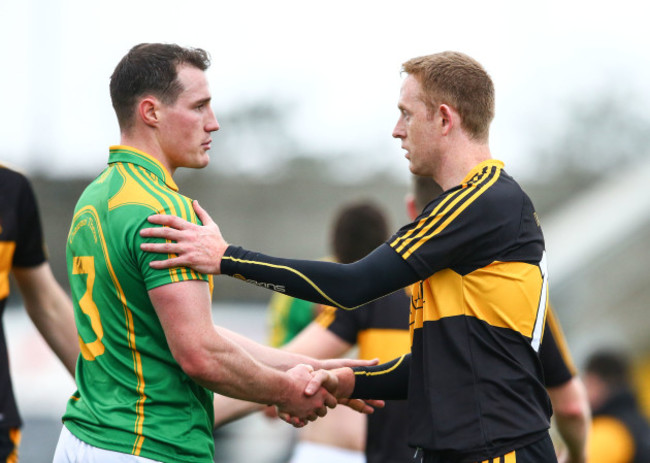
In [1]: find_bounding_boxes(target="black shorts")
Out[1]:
[422,433,557,463]
[0,427,21,463]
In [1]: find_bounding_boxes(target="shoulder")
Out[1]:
[104,164,197,220]
[0,162,31,187]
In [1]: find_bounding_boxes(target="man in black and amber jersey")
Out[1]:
[0,164,78,461]
[141,52,567,461]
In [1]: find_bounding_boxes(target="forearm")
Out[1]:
[222,243,418,309]
[181,325,295,405]
[14,264,79,376]
[548,378,590,462]
[215,325,323,371]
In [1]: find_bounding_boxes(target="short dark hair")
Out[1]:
[110,43,211,131]
[331,201,390,264]
[585,349,631,389]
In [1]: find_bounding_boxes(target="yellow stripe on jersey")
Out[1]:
[111,162,198,284]
[314,305,337,329]
[0,241,16,299]
[410,261,545,338]
[357,329,411,363]
[69,205,147,454]
[354,354,408,377]
[225,256,370,311]
[545,306,577,376]
[390,164,501,260]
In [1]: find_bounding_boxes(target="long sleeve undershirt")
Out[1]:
[221,243,420,310]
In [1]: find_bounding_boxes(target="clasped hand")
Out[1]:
[277,365,384,428]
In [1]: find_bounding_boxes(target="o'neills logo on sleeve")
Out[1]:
[233,274,286,292]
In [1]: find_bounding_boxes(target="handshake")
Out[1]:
[276,361,384,428]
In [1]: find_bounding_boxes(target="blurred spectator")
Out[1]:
[0,163,78,462]
[214,200,394,463]
[584,349,650,463]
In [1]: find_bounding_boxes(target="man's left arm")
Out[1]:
[13,262,79,376]
[541,307,590,463]
[215,325,374,372]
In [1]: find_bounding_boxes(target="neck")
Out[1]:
[120,132,175,176]
[433,140,491,191]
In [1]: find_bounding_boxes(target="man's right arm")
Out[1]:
[213,322,357,428]
[148,279,336,422]
[303,354,411,404]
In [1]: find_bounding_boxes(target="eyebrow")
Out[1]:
[195,96,212,106]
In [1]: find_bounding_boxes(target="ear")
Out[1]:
[438,104,455,135]
[138,96,160,128]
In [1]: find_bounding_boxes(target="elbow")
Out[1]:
[174,349,214,383]
[554,401,590,421]
[549,378,592,422]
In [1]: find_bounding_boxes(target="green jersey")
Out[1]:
[63,146,214,462]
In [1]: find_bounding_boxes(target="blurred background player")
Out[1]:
[281,200,404,463]
[0,163,78,462]
[214,199,396,463]
[583,349,650,463]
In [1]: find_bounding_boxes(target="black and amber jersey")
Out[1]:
[540,306,575,387]
[0,164,47,429]
[221,160,553,460]
[316,290,413,463]
[391,160,551,458]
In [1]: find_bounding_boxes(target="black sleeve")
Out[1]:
[221,243,419,310]
[539,307,576,387]
[13,173,47,267]
[351,354,410,400]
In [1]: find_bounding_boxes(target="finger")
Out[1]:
[304,370,335,396]
[277,412,306,428]
[140,226,186,241]
[140,226,178,240]
[323,392,337,409]
[339,398,381,414]
[362,399,385,409]
[149,257,187,270]
[193,200,215,226]
[342,357,379,368]
[140,242,181,254]
[146,213,189,228]
[315,405,328,418]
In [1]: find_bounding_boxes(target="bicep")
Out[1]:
[148,280,213,360]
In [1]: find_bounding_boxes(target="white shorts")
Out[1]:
[52,426,162,463]
[288,441,365,463]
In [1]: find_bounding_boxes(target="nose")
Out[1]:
[206,106,220,132]
[392,118,404,139]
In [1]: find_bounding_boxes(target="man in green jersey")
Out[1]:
[53,43,374,463]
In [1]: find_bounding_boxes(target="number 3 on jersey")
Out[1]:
[73,255,105,360]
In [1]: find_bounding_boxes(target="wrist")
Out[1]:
[332,367,355,398]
